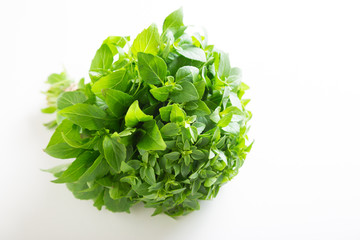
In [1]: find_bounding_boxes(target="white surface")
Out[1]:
[1,0,360,239]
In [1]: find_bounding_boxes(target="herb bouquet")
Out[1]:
[42,8,253,217]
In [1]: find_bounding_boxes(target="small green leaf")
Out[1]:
[44,120,83,159]
[218,113,233,127]
[204,177,217,187]
[186,100,211,117]
[91,69,129,98]
[103,135,127,173]
[79,155,109,182]
[160,123,180,137]
[41,106,57,114]
[137,120,167,151]
[149,85,172,102]
[125,100,153,128]
[138,52,167,85]
[159,105,173,122]
[103,189,133,213]
[131,24,160,56]
[169,81,199,103]
[170,104,185,122]
[144,167,156,185]
[176,66,199,82]
[103,89,134,118]
[58,103,108,130]
[163,8,183,34]
[52,151,99,183]
[89,44,113,82]
[57,91,87,110]
[175,45,206,63]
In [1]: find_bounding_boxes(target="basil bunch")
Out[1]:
[42,8,253,217]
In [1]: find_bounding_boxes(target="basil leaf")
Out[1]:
[125,100,153,128]
[131,24,160,56]
[176,66,199,82]
[91,69,129,98]
[59,103,108,130]
[103,135,126,173]
[175,44,206,63]
[103,89,134,118]
[138,52,167,85]
[163,8,183,34]
[169,81,199,103]
[52,151,99,183]
[137,120,166,151]
[57,91,87,110]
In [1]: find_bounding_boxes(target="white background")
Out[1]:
[1,0,360,239]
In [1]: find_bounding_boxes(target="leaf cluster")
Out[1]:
[42,8,253,217]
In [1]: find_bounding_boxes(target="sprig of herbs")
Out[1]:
[42,8,253,217]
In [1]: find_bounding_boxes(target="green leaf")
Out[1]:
[170,81,199,103]
[144,167,156,185]
[163,8,183,33]
[93,190,105,210]
[67,182,103,200]
[159,105,173,122]
[41,163,70,176]
[160,123,180,137]
[204,177,217,187]
[138,52,167,85]
[193,79,206,99]
[59,103,108,130]
[89,44,113,82]
[91,69,128,98]
[185,100,211,117]
[125,100,153,128]
[217,52,231,79]
[57,91,87,110]
[176,66,199,82]
[79,155,109,182]
[61,133,99,149]
[175,45,206,63]
[103,189,133,213]
[103,89,134,118]
[41,106,57,114]
[131,24,160,56]
[46,72,67,84]
[109,182,131,199]
[170,104,185,122]
[149,85,172,102]
[217,113,233,128]
[103,36,129,55]
[52,151,99,183]
[103,135,126,173]
[44,120,83,159]
[120,161,134,173]
[137,120,167,151]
